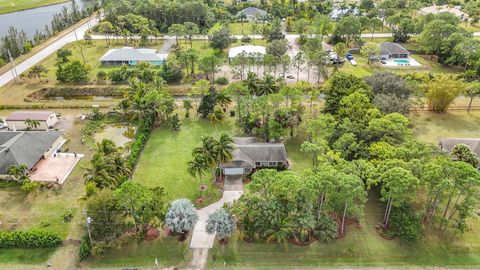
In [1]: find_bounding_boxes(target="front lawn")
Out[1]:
[208,192,480,269]
[132,117,237,206]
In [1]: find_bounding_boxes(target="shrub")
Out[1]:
[389,204,423,243]
[96,70,107,82]
[127,114,155,168]
[159,61,183,83]
[0,230,62,248]
[215,77,229,85]
[61,209,74,223]
[21,180,39,193]
[78,236,91,260]
[85,182,99,197]
[313,215,338,242]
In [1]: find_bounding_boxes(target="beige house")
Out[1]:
[6,111,57,131]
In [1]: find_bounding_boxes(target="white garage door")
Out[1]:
[224,168,244,175]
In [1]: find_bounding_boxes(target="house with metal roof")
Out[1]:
[6,111,57,131]
[237,7,267,22]
[99,47,168,66]
[228,45,266,59]
[419,5,468,21]
[0,131,63,177]
[219,137,288,176]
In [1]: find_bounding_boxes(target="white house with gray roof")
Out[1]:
[219,137,288,175]
[99,47,168,66]
[0,131,63,178]
[237,7,267,22]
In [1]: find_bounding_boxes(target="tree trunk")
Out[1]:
[384,197,392,226]
[341,201,348,235]
[317,191,324,221]
[443,192,454,219]
[468,96,474,114]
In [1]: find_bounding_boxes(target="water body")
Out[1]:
[94,124,136,147]
[0,1,86,38]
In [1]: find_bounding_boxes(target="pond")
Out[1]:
[94,124,136,148]
[45,95,122,101]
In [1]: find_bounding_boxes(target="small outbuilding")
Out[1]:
[237,7,267,22]
[99,47,168,66]
[228,45,266,59]
[220,137,288,176]
[6,111,57,131]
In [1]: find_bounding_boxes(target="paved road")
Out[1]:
[0,16,99,88]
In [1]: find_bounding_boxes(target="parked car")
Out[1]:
[0,123,7,129]
[286,75,295,79]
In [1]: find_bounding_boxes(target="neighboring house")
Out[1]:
[220,137,288,176]
[6,111,57,131]
[228,45,266,59]
[377,42,411,60]
[330,6,360,20]
[237,7,267,22]
[99,47,168,66]
[419,5,468,21]
[0,131,63,178]
[439,138,480,158]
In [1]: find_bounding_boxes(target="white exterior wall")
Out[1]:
[6,113,57,131]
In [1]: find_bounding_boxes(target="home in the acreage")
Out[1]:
[372,42,422,67]
[0,131,63,178]
[439,138,480,163]
[236,7,267,22]
[6,111,57,131]
[219,137,288,176]
[99,47,168,66]
[419,5,468,21]
[228,45,266,60]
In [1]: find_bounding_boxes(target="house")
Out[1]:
[330,6,360,20]
[228,45,266,59]
[237,7,267,22]
[6,111,57,131]
[419,5,468,21]
[439,138,480,157]
[99,47,168,66]
[0,131,63,178]
[220,137,288,176]
[379,42,410,60]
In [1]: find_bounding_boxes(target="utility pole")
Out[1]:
[73,26,86,64]
[83,209,93,244]
[7,50,19,82]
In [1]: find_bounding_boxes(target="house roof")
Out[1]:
[6,111,54,121]
[439,138,480,157]
[220,137,287,169]
[99,47,168,62]
[237,7,267,17]
[330,6,360,19]
[419,5,467,18]
[380,42,410,56]
[228,45,266,58]
[0,131,62,174]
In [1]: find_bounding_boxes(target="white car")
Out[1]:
[349,59,357,66]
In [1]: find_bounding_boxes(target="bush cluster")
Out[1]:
[0,230,62,248]
[127,114,155,168]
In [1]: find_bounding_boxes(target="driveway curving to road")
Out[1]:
[0,16,99,88]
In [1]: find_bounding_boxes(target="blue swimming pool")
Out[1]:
[393,59,410,64]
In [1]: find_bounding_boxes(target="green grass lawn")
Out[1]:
[0,0,67,14]
[208,191,480,269]
[132,117,238,207]
[84,233,191,268]
[411,110,480,144]
[0,247,57,265]
[460,22,480,32]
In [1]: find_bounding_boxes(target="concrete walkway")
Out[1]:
[189,175,244,269]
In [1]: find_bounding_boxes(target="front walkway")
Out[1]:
[189,175,244,269]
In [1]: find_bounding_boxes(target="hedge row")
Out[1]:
[0,230,62,248]
[127,114,155,168]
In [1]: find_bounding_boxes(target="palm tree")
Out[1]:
[216,90,232,111]
[6,164,29,182]
[187,154,209,180]
[193,136,218,169]
[237,13,248,35]
[24,119,40,130]
[214,133,234,165]
[95,139,118,156]
[208,106,226,128]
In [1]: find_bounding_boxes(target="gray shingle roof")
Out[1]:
[237,7,267,17]
[100,47,168,62]
[380,42,410,56]
[220,137,287,169]
[0,131,62,174]
[439,138,480,157]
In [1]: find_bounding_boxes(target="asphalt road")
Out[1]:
[0,16,99,88]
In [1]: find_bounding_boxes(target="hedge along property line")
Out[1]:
[0,230,62,248]
[127,113,156,169]
[0,104,112,109]
[26,86,127,101]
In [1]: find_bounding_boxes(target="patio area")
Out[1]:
[383,57,422,67]
[29,153,83,184]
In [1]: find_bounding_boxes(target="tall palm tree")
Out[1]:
[187,154,209,180]
[214,133,234,165]
[193,136,217,168]
[95,139,118,156]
